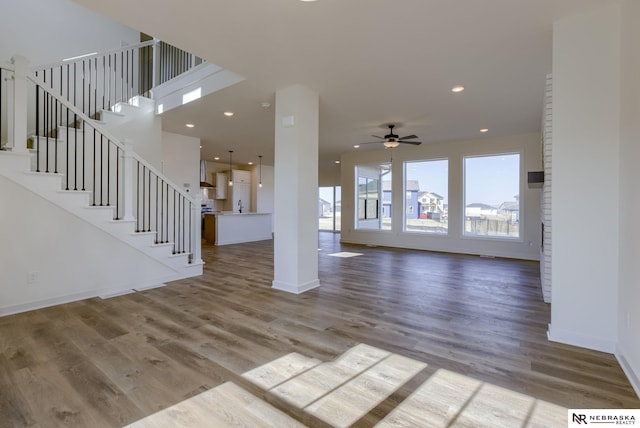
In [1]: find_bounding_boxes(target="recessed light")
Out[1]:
[223,111,234,117]
[353,144,360,148]
[451,85,465,93]
[480,128,489,133]
[300,0,317,2]
[199,145,203,149]
[214,156,220,160]
[335,160,341,164]
[186,123,195,128]
[248,162,254,165]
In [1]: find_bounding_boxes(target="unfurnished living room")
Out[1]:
[1,0,639,427]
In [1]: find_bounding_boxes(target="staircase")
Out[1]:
[0,41,214,315]
[125,343,568,427]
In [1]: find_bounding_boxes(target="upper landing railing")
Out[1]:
[31,40,203,121]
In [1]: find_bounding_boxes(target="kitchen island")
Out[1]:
[203,212,272,245]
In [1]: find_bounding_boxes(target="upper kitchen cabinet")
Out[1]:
[212,172,227,199]
[232,170,251,185]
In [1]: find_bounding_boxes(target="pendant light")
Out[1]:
[228,150,233,186]
[258,155,263,188]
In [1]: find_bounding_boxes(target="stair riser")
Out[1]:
[1,153,195,273]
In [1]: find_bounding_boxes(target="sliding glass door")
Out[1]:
[319,186,341,232]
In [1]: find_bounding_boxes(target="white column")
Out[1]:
[11,55,28,154]
[549,4,621,353]
[272,85,320,294]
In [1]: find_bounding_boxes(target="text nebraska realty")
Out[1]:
[573,413,636,425]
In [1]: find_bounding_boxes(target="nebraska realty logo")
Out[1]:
[569,409,639,426]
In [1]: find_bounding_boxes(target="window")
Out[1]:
[356,163,391,230]
[404,159,448,234]
[464,153,520,238]
[319,186,341,232]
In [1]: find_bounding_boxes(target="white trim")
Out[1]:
[0,272,197,317]
[616,345,640,399]
[272,279,320,294]
[547,323,616,354]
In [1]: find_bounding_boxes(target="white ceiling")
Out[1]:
[74,0,615,167]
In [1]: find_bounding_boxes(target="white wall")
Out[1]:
[549,4,621,353]
[109,109,163,171]
[618,0,640,396]
[161,131,200,196]
[252,164,274,215]
[340,132,542,260]
[0,176,177,315]
[319,162,341,187]
[0,0,139,66]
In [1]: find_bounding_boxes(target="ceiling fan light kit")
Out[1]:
[364,124,422,148]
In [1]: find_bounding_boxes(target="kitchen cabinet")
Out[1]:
[232,169,251,184]
[212,172,227,199]
[224,170,251,212]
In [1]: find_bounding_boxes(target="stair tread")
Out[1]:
[125,382,305,428]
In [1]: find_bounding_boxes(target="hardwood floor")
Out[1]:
[1,232,638,427]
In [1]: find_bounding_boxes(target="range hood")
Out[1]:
[200,160,214,188]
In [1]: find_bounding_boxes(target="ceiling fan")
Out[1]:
[364,124,422,148]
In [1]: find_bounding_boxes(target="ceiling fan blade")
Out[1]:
[399,141,422,145]
[371,135,384,139]
[399,134,418,140]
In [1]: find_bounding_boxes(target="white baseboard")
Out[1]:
[272,279,320,294]
[0,274,186,317]
[0,288,121,317]
[547,323,616,354]
[616,345,640,400]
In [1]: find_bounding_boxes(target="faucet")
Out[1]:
[238,199,243,213]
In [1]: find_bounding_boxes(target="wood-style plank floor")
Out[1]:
[1,233,638,427]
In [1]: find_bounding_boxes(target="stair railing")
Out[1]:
[27,72,202,265]
[31,40,204,122]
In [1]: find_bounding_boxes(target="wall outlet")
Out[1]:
[27,272,38,285]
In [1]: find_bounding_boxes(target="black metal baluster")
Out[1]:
[136,163,140,232]
[159,179,164,243]
[115,146,120,220]
[173,189,177,254]
[106,138,110,207]
[45,91,49,173]
[120,51,124,104]
[165,182,169,243]
[102,55,106,111]
[100,133,104,206]
[188,200,192,260]
[177,195,181,253]
[88,59,91,117]
[35,81,40,172]
[182,196,186,253]
[80,117,84,191]
[155,176,159,243]
[142,165,146,231]
[54,99,58,174]
[94,57,98,117]
[66,64,69,189]
[92,128,96,205]
[148,169,152,232]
